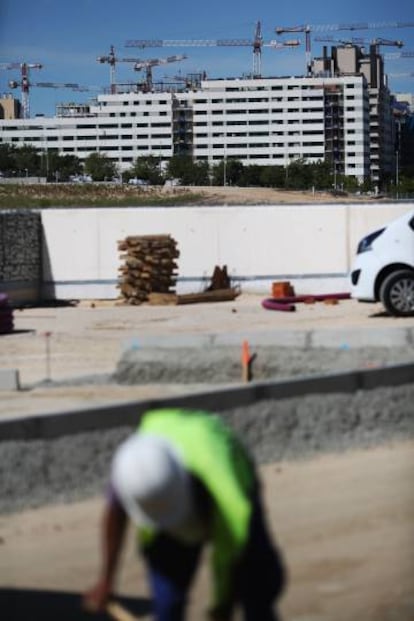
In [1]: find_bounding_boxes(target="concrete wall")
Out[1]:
[40,202,414,300]
[1,202,413,303]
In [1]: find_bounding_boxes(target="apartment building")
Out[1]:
[0,94,21,120]
[313,43,396,183]
[0,74,371,181]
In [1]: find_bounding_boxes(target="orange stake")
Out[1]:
[241,340,252,382]
[241,340,251,366]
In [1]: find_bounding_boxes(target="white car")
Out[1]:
[350,210,414,316]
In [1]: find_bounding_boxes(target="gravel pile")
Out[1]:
[1,381,413,515]
[112,346,414,385]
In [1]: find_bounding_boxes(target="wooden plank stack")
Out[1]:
[117,234,179,305]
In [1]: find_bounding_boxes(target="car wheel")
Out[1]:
[379,270,414,317]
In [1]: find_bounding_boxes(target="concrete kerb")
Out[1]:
[121,327,414,349]
[1,362,413,442]
[0,369,20,391]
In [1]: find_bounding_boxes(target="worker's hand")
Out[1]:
[83,578,112,614]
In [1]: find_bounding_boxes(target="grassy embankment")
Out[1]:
[0,183,205,208]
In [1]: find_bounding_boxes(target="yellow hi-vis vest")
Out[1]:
[138,408,255,609]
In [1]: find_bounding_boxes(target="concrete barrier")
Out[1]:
[0,369,20,391]
[1,362,413,442]
[2,202,413,304]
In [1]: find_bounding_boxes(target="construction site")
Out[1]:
[1,17,414,621]
[1,274,414,620]
[1,20,414,190]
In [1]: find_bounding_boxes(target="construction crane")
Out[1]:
[315,36,404,48]
[314,36,366,46]
[0,62,42,118]
[384,51,414,59]
[275,21,414,75]
[125,21,300,78]
[164,70,208,89]
[133,54,187,91]
[389,72,414,78]
[7,78,92,118]
[97,45,157,94]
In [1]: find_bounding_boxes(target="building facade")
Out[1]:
[0,74,372,182]
[313,43,396,184]
[0,94,22,120]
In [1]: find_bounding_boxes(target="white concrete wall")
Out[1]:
[40,202,414,299]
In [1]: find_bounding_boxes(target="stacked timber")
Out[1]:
[117,235,179,305]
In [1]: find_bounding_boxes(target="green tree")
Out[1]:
[14,144,41,177]
[0,144,17,176]
[191,161,210,185]
[129,155,164,185]
[285,158,313,190]
[40,152,82,181]
[310,160,332,191]
[341,175,360,193]
[166,155,210,185]
[212,159,244,186]
[84,152,117,181]
[399,174,414,195]
[167,155,192,183]
[259,166,286,188]
[239,165,263,187]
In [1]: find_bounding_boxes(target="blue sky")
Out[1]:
[1,0,413,117]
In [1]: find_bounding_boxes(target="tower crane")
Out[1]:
[164,70,208,89]
[125,21,300,78]
[315,36,404,49]
[275,21,414,75]
[7,76,91,119]
[0,62,42,118]
[314,36,366,46]
[274,25,314,75]
[133,54,187,91]
[384,51,414,60]
[313,38,414,66]
[388,72,414,78]
[97,45,156,94]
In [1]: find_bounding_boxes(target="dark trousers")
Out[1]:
[142,494,286,621]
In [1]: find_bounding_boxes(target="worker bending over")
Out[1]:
[84,408,286,620]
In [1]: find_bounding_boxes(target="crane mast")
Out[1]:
[97,45,152,93]
[0,62,42,118]
[133,54,187,90]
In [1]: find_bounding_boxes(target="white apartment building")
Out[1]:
[313,43,396,184]
[187,76,370,180]
[0,74,371,181]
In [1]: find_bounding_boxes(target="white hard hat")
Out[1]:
[111,434,193,528]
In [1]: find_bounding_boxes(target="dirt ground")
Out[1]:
[1,294,414,418]
[184,185,374,205]
[1,441,413,621]
[1,294,414,620]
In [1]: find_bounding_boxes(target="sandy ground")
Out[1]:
[1,294,414,418]
[182,186,375,205]
[1,294,414,620]
[1,441,413,621]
